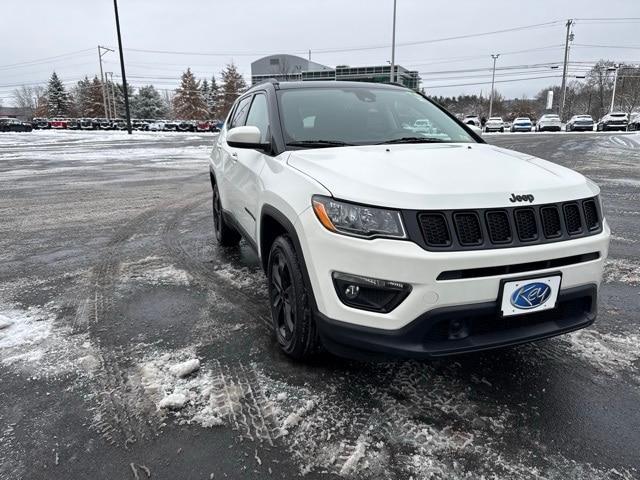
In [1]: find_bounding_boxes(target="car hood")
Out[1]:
[287,143,597,209]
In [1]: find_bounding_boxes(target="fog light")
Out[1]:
[344,285,360,300]
[448,319,469,340]
[332,272,412,313]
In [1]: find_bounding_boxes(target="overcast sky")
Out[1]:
[2,0,639,104]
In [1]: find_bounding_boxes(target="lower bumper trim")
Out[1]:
[316,284,596,360]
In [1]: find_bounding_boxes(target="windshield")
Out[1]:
[277,87,475,147]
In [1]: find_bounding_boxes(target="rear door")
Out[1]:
[218,94,253,220]
[227,92,271,240]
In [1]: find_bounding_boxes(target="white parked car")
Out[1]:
[536,114,562,132]
[484,117,505,133]
[462,115,481,127]
[148,120,165,131]
[597,112,628,132]
[210,81,610,360]
[510,117,533,132]
[566,115,594,132]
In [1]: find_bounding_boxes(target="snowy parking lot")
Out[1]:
[1,130,639,479]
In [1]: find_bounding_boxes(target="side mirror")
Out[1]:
[227,126,270,151]
[469,124,483,136]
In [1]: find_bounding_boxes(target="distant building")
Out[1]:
[0,106,30,121]
[251,54,421,91]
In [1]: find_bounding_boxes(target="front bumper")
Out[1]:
[296,207,610,356]
[316,284,596,359]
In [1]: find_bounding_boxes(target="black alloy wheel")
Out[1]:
[267,235,319,359]
[212,183,240,246]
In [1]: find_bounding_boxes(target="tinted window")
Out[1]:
[277,87,474,146]
[228,96,252,129]
[245,93,270,143]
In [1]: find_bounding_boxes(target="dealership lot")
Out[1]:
[0,131,639,479]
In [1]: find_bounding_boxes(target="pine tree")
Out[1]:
[88,76,106,117]
[45,72,70,117]
[217,64,246,119]
[206,75,219,118]
[115,83,135,118]
[172,68,208,120]
[132,85,168,119]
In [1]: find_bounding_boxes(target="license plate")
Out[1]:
[500,275,561,317]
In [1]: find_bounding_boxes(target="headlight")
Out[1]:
[312,195,406,239]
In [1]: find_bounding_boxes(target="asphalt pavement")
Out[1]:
[0,130,638,479]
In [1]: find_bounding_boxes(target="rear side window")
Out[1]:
[245,93,270,143]
[228,96,252,129]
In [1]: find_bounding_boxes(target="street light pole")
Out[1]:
[390,0,397,83]
[112,0,132,134]
[559,19,573,121]
[488,54,500,119]
[610,64,619,112]
[97,46,114,119]
[107,72,118,117]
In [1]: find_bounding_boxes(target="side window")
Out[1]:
[228,96,252,129]
[245,93,270,143]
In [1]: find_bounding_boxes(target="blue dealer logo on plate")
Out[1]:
[510,282,552,310]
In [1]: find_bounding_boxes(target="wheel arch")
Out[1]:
[260,204,318,311]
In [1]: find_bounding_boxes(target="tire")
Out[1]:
[267,235,320,360]
[212,183,241,246]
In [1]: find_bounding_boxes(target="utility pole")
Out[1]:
[97,45,114,119]
[390,0,397,83]
[610,64,619,112]
[308,49,311,61]
[113,0,132,134]
[107,72,118,117]
[559,19,573,121]
[488,54,500,119]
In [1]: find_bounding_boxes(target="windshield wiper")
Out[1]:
[286,140,354,148]
[377,137,446,145]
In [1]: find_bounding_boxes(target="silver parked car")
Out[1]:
[566,115,594,132]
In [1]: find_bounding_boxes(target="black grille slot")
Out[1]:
[514,208,538,241]
[540,206,562,238]
[486,211,511,243]
[583,200,599,231]
[418,213,451,246]
[564,203,582,234]
[453,212,482,245]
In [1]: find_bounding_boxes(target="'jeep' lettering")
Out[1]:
[509,193,535,203]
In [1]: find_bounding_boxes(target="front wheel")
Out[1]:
[268,235,320,360]
[212,183,241,246]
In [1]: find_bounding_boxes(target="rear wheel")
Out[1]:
[268,235,320,360]
[212,183,241,246]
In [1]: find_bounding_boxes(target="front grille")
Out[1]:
[564,203,582,234]
[583,199,599,231]
[453,212,482,245]
[412,196,602,251]
[514,208,538,241]
[486,211,511,243]
[418,213,451,246]
[541,206,562,238]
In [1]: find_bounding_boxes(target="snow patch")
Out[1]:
[603,258,640,285]
[0,304,97,378]
[564,329,640,374]
[169,359,200,378]
[120,257,192,286]
[159,392,188,410]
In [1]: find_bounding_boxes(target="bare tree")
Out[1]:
[12,85,44,119]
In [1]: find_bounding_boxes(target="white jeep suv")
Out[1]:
[209,81,610,360]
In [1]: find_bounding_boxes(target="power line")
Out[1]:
[0,49,95,71]
[117,20,564,58]
[423,74,562,89]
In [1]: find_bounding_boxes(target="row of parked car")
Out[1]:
[28,117,224,132]
[462,112,640,133]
